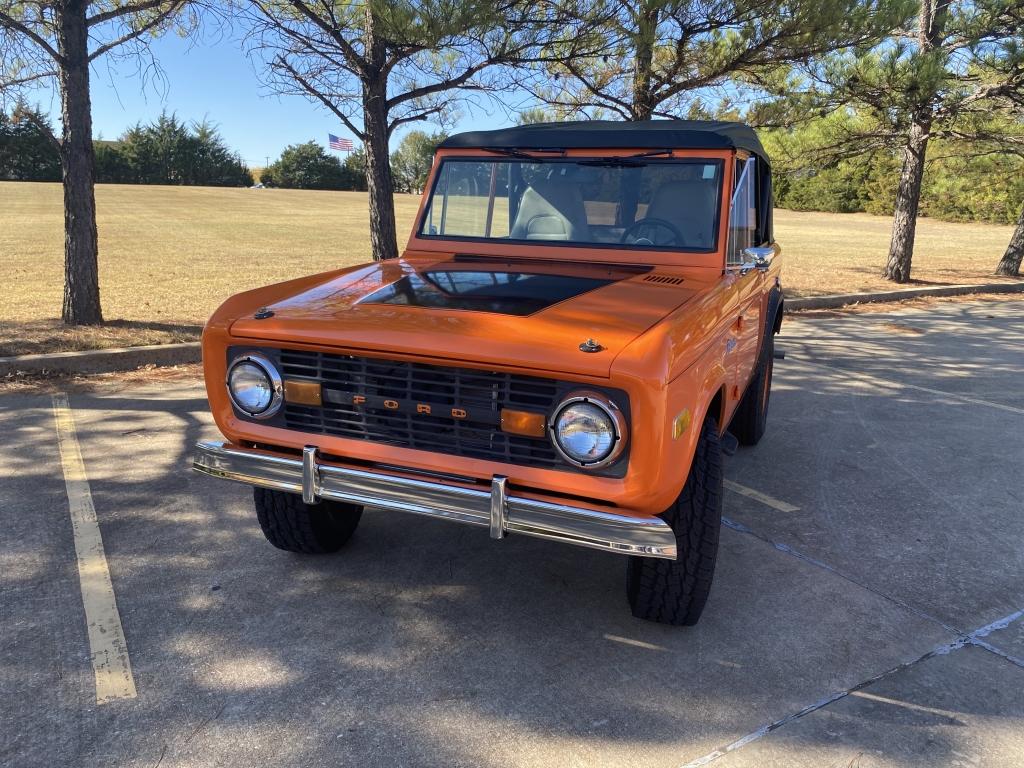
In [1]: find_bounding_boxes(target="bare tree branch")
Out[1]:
[0,67,57,88]
[0,9,61,61]
[272,55,365,139]
[254,0,366,73]
[388,103,446,135]
[88,2,186,61]
[87,0,173,27]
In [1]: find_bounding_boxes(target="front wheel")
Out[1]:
[626,415,723,626]
[253,487,363,554]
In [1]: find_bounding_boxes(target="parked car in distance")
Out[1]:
[193,120,783,626]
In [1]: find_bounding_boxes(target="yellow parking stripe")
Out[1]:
[724,480,800,513]
[52,394,137,704]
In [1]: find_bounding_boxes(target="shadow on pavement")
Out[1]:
[2,299,1024,767]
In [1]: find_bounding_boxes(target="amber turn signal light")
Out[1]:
[500,408,547,438]
[283,379,322,407]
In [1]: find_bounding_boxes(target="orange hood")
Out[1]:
[229,257,700,378]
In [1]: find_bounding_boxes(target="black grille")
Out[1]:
[278,349,566,469]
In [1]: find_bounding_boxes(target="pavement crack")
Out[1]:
[678,638,968,768]
[960,608,1024,670]
[970,639,1024,670]
[183,700,228,746]
[681,614,1024,768]
[721,517,961,636]
[678,601,1024,767]
[968,607,1024,639]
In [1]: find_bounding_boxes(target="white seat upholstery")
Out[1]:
[646,180,717,248]
[510,177,589,241]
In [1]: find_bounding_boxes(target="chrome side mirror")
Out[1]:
[740,246,775,274]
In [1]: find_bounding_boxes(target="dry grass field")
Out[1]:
[1,181,1019,356]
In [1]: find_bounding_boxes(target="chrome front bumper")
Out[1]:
[192,441,677,559]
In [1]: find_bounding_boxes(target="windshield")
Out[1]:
[419,158,723,251]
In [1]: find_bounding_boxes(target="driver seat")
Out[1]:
[646,180,717,248]
[510,176,588,241]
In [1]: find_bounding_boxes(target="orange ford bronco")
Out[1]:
[193,120,783,626]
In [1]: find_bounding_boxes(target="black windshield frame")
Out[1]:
[415,156,725,255]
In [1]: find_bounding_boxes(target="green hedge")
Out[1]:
[766,118,1024,226]
[1,109,253,187]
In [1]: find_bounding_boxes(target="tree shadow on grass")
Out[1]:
[0,318,203,357]
[840,268,960,287]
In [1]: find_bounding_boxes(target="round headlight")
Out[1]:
[227,355,282,418]
[550,394,626,468]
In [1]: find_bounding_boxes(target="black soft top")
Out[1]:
[439,120,769,164]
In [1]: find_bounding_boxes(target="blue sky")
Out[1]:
[23,30,519,167]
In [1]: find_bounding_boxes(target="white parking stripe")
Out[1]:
[724,480,800,513]
[52,394,137,704]
[897,382,1024,415]
[603,634,667,651]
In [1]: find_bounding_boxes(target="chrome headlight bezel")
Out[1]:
[549,391,628,470]
[226,353,283,419]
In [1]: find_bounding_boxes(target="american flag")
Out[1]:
[329,134,354,151]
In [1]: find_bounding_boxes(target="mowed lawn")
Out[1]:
[1,181,1019,355]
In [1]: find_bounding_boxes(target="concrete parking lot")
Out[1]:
[2,298,1023,768]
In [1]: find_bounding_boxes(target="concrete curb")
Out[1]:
[2,281,1022,378]
[0,342,201,378]
[785,281,1024,311]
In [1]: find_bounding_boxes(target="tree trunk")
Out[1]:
[884,116,930,283]
[630,1,658,121]
[57,0,102,324]
[884,0,949,285]
[995,202,1024,277]
[617,1,659,225]
[359,6,398,262]
[362,81,398,261]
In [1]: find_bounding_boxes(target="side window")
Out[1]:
[727,157,756,267]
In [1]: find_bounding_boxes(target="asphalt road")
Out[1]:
[2,298,1023,768]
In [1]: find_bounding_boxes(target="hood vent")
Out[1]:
[643,274,686,286]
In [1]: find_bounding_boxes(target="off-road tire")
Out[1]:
[626,415,723,626]
[253,487,363,554]
[731,330,774,446]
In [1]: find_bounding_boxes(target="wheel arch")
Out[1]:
[768,286,784,336]
[707,385,726,433]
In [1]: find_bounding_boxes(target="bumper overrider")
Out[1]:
[192,441,677,559]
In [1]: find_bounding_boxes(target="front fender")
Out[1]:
[611,328,730,512]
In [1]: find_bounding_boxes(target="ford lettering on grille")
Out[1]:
[321,389,497,425]
[277,348,566,469]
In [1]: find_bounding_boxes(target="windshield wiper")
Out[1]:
[577,158,647,167]
[481,146,565,159]
[576,149,674,167]
[480,147,666,164]
[481,147,667,163]
[629,148,673,158]
[581,148,675,167]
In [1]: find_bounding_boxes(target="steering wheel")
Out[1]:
[620,217,684,247]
